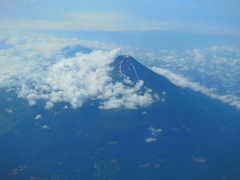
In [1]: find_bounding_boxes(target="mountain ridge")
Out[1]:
[111,55,180,95]
[109,55,240,116]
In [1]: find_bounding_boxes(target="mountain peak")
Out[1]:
[111,55,175,90]
[111,55,151,83]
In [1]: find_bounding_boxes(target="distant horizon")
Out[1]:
[1,0,240,36]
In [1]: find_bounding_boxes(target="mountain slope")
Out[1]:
[110,55,239,118]
[0,54,240,179]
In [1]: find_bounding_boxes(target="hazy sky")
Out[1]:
[1,0,240,36]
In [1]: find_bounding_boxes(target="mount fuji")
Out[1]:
[0,55,240,179]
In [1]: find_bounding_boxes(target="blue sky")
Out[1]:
[1,0,240,36]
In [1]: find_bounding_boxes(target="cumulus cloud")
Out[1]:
[145,126,162,143]
[145,137,156,143]
[41,125,50,130]
[99,81,156,109]
[148,127,162,137]
[34,114,42,120]
[14,49,113,108]
[0,33,160,110]
[0,37,158,109]
[142,111,148,115]
[0,32,122,88]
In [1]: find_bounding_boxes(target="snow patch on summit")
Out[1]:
[131,63,140,80]
[119,60,123,77]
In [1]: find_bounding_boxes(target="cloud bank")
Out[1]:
[0,41,158,109]
[0,32,122,87]
[1,32,239,110]
[152,67,240,110]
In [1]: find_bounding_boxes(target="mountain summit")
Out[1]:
[112,55,149,82]
[111,55,172,86]
[110,55,178,101]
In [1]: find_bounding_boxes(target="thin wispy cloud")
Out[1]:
[152,67,240,110]
[22,0,37,4]
[1,1,240,36]
[0,15,161,32]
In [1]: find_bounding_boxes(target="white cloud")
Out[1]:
[15,49,116,108]
[99,81,156,109]
[5,108,13,113]
[152,67,240,110]
[148,127,162,137]
[191,49,205,62]
[135,46,240,110]
[41,124,50,130]
[34,114,42,120]
[0,35,159,110]
[142,111,148,115]
[0,32,122,88]
[145,137,156,143]
[0,33,145,109]
[63,105,69,109]
[45,102,54,109]
[139,46,240,101]
[145,126,162,143]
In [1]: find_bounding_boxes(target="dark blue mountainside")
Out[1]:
[112,56,239,121]
[0,55,240,179]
